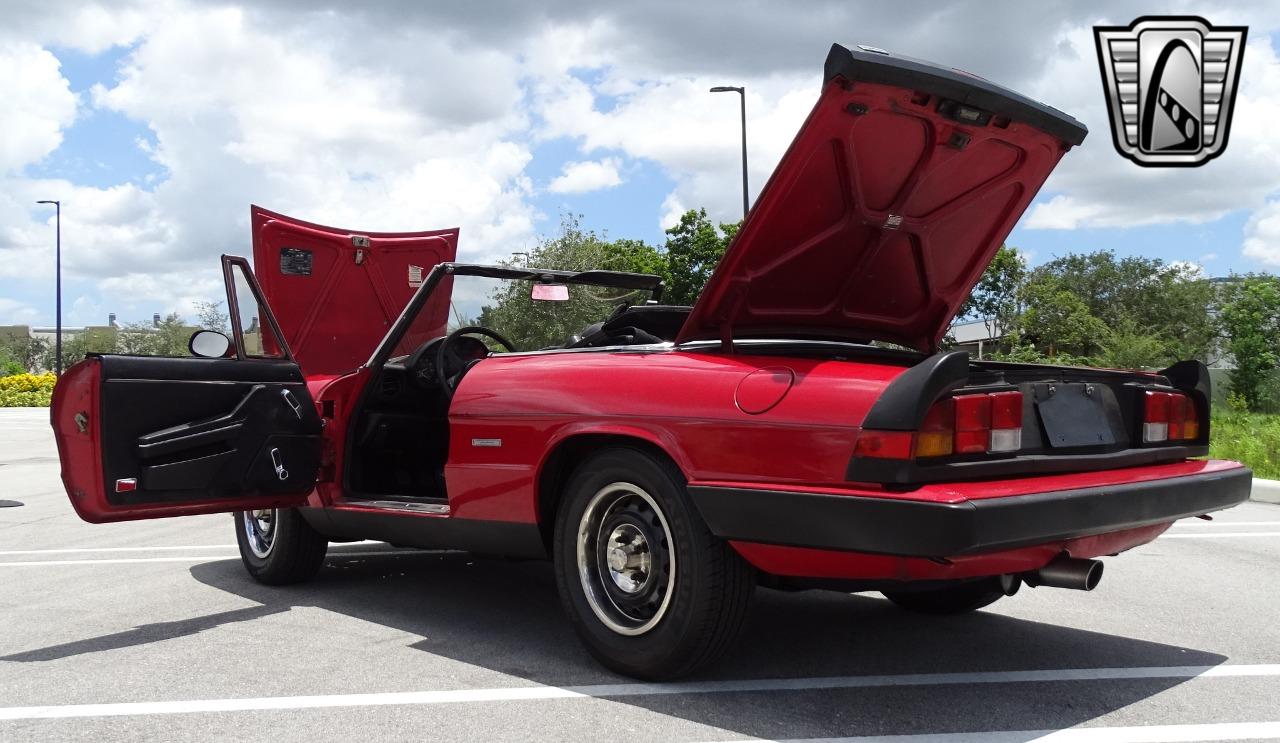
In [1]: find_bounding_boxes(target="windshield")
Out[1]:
[391,272,657,357]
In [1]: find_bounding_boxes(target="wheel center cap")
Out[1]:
[607,548,629,572]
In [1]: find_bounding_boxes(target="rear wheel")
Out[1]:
[234,508,328,585]
[552,448,754,679]
[881,577,1008,615]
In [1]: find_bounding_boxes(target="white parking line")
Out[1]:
[0,541,382,556]
[718,720,1280,742]
[1173,521,1280,527]
[1160,532,1280,539]
[0,549,426,567]
[1,664,1278,721]
[0,545,237,555]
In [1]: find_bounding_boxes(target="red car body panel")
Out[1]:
[50,357,313,522]
[729,523,1172,581]
[678,75,1071,351]
[251,206,459,376]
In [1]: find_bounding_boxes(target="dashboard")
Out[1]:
[383,335,492,393]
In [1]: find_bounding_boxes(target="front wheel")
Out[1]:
[234,508,328,585]
[553,448,754,680]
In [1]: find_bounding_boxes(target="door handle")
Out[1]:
[270,448,289,481]
[280,389,303,420]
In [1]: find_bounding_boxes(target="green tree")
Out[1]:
[0,352,23,376]
[1020,251,1214,362]
[476,214,669,349]
[195,300,230,334]
[1017,277,1109,359]
[0,335,51,373]
[1094,318,1175,369]
[959,244,1025,337]
[116,322,163,355]
[1218,275,1280,411]
[662,208,739,305]
[473,209,740,348]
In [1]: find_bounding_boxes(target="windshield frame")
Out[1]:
[365,262,666,369]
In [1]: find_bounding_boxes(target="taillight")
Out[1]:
[912,390,1023,458]
[1144,391,1199,443]
[852,430,914,460]
[855,391,1025,461]
[988,391,1023,452]
[915,398,954,457]
[953,395,991,453]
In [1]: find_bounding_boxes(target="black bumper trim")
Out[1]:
[688,466,1253,558]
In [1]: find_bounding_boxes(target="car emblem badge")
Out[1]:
[1094,16,1247,167]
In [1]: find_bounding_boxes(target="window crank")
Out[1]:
[270,448,289,481]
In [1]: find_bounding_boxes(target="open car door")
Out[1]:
[51,257,323,523]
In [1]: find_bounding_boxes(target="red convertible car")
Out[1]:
[51,44,1251,679]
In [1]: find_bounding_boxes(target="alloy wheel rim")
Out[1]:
[576,482,675,636]
[242,509,276,559]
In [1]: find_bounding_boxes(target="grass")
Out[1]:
[1210,410,1280,479]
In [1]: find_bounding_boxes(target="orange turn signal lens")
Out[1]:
[914,430,954,457]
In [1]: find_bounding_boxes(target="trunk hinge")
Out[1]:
[719,323,735,354]
[716,281,749,354]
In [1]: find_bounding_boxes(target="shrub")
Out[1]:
[0,373,57,407]
[1210,408,1280,479]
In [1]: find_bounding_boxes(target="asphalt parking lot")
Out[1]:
[2,407,1279,742]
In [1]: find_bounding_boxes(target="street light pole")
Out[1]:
[710,86,748,219]
[36,200,61,375]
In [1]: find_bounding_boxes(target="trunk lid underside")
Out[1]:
[677,43,1088,352]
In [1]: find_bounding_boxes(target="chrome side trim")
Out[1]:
[353,500,451,515]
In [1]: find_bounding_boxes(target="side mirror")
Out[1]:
[189,330,232,359]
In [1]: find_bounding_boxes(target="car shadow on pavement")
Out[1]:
[179,549,1229,739]
[0,605,289,662]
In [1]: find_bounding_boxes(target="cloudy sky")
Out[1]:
[3,0,1280,327]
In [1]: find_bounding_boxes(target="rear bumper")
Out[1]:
[688,465,1252,558]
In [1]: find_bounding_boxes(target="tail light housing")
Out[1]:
[1144,391,1200,443]
[854,390,1024,460]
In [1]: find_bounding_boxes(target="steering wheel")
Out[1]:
[436,326,517,396]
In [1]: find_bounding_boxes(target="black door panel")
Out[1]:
[99,355,322,506]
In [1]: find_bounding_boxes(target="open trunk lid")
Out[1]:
[676,43,1087,351]
[251,206,458,376]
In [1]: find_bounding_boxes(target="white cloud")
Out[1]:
[537,69,816,225]
[84,6,535,267]
[0,42,78,174]
[0,298,41,325]
[1243,199,1280,266]
[547,158,622,194]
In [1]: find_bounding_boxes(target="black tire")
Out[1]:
[234,508,328,585]
[882,577,1007,615]
[552,448,754,680]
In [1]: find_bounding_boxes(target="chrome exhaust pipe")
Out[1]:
[1024,557,1104,591]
